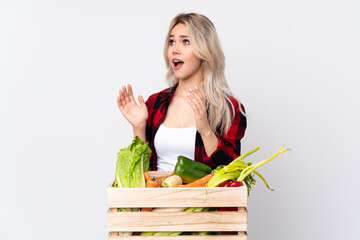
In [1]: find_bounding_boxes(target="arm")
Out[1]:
[132,125,146,143]
[188,88,246,168]
[199,99,246,168]
[187,87,219,156]
[198,128,219,157]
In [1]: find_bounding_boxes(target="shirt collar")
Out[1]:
[159,83,178,104]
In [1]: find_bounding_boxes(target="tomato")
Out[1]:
[219,181,231,187]
[218,207,237,211]
[229,181,243,187]
[218,181,243,212]
[219,181,241,212]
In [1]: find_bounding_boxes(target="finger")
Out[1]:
[122,85,130,104]
[117,96,124,111]
[119,89,127,106]
[188,90,202,113]
[138,95,146,107]
[187,96,197,111]
[195,86,205,99]
[117,95,121,107]
[187,93,200,113]
[193,90,207,114]
[192,87,206,107]
[127,84,136,102]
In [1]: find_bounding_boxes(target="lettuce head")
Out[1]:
[114,136,151,188]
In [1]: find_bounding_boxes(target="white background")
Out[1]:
[1,0,359,239]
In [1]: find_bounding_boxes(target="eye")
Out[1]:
[183,39,190,45]
[169,39,175,45]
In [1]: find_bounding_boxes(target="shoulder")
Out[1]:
[145,86,174,108]
[227,96,247,132]
[226,96,247,137]
[227,96,246,113]
[227,96,238,107]
[147,88,170,101]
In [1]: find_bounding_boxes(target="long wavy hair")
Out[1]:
[164,13,243,134]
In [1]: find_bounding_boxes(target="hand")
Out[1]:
[117,84,148,128]
[187,86,219,156]
[186,87,212,135]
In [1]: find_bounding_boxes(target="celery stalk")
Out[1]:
[238,145,290,182]
[207,145,290,194]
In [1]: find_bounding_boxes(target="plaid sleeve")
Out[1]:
[195,97,247,169]
[145,89,172,170]
[145,92,158,170]
[145,93,159,137]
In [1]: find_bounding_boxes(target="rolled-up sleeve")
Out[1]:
[195,98,247,169]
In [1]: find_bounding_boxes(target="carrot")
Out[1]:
[144,172,151,182]
[177,173,214,187]
[142,176,160,212]
[147,177,159,188]
[144,172,171,185]
[140,207,153,212]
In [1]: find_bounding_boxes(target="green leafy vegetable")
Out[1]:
[206,145,290,195]
[114,136,151,188]
[113,136,151,236]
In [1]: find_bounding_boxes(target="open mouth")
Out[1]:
[172,59,184,70]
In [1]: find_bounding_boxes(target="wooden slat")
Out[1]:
[108,232,119,237]
[109,172,172,188]
[108,210,247,232]
[108,232,247,240]
[108,171,248,238]
[108,187,247,208]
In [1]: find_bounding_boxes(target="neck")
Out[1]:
[176,72,203,96]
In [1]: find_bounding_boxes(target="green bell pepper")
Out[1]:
[174,155,212,183]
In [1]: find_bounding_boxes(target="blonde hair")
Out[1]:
[164,13,242,134]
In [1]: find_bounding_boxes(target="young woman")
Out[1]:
[117,13,246,171]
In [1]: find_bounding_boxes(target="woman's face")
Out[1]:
[167,23,202,81]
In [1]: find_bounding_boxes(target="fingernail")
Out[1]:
[189,88,193,91]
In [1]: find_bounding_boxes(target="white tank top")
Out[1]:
[154,124,197,171]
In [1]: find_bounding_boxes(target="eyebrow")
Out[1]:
[169,35,189,38]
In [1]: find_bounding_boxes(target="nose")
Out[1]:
[172,45,181,55]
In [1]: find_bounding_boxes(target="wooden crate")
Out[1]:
[107,171,248,239]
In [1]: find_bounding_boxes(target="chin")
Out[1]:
[174,72,189,80]
[174,73,183,79]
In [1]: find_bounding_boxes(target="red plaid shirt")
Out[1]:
[145,84,247,170]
